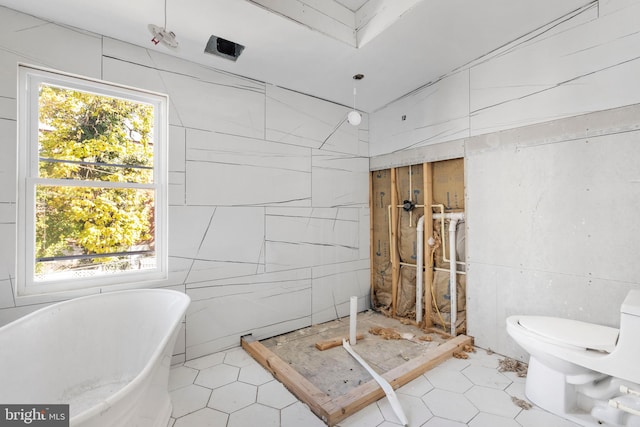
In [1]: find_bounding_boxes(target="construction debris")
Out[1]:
[511,396,533,410]
[453,351,469,359]
[369,327,402,340]
[498,357,528,377]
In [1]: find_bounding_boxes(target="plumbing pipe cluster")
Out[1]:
[432,211,465,336]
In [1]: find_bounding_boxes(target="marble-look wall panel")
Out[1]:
[0,8,101,99]
[168,206,216,259]
[470,4,640,135]
[369,69,470,156]
[0,6,369,358]
[102,57,265,138]
[311,259,370,324]
[185,260,264,285]
[186,268,312,359]
[102,38,265,94]
[469,5,598,114]
[312,149,369,207]
[185,129,312,206]
[194,207,265,265]
[0,119,16,203]
[0,223,15,282]
[266,85,366,155]
[160,72,265,138]
[169,125,186,173]
[0,279,14,309]
[471,58,640,135]
[265,207,361,271]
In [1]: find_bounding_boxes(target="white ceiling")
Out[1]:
[0,0,592,113]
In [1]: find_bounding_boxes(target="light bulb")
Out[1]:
[347,110,361,126]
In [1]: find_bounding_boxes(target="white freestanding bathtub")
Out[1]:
[0,288,190,427]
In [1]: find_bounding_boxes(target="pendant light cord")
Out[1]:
[164,0,167,29]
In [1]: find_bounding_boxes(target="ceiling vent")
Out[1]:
[204,36,245,61]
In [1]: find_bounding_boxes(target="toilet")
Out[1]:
[506,289,640,426]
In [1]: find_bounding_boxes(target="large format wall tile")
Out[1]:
[312,150,369,207]
[370,70,470,156]
[311,259,370,324]
[265,207,361,272]
[186,268,312,359]
[266,85,363,155]
[0,8,101,99]
[185,129,312,206]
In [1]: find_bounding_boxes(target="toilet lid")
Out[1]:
[518,316,619,353]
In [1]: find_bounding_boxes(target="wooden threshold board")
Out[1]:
[241,333,473,426]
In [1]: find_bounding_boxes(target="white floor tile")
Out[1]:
[184,352,226,370]
[280,402,326,427]
[208,382,257,413]
[195,363,240,389]
[257,380,298,409]
[462,365,511,389]
[225,347,261,368]
[378,394,432,426]
[336,402,384,427]
[228,403,280,427]
[515,407,581,427]
[424,367,474,393]
[422,417,467,426]
[397,375,434,398]
[464,386,521,418]
[169,346,583,427]
[421,389,479,423]
[238,362,274,385]
[173,408,228,427]
[169,365,199,391]
[468,412,521,427]
[170,384,212,418]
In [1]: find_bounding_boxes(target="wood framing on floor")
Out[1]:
[241,333,474,426]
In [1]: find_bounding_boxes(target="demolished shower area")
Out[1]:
[243,158,470,426]
[371,158,466,335]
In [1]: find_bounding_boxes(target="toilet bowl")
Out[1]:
[506,290,640,426]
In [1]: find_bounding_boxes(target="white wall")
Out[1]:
[0,6,371,361]
[370,0,640,358]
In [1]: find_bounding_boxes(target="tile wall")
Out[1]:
[0,6,370,361]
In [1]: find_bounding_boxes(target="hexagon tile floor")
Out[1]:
[167,346,580,427]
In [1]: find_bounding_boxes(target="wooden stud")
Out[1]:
[315,334,365,351]
[423,162,434,327]
[368,172,375,308]
[390,167,399,317]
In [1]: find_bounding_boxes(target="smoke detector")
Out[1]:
[148,24,179,48]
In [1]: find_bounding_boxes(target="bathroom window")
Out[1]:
[16,65,168,297]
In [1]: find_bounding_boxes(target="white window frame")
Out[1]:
[16,64,168,298]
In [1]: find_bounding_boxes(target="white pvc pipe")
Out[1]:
[609,399,640,416]
[416,216,424,324]
[343,339,408,426]
[448,217,458,336]
[432,212,465,336]
[350,296,358,345]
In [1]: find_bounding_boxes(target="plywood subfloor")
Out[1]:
[260,310,448,398]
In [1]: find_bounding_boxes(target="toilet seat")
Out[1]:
[518,316,619,353]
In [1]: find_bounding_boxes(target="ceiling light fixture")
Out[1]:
[148,0,178,48]
[347,74,364,126]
